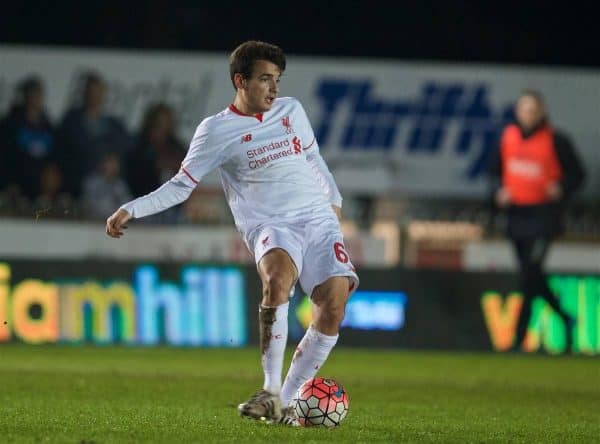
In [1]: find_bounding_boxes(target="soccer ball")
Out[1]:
[293,377,349,427]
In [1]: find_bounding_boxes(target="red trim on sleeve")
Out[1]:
[229,104,263,122]
[303,137,316,151]
[181,167,199,184]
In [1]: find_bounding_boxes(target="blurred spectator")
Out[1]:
[488,90,586,352]
[125,103,186,196]
[124,103,186,224]
[82,152,132,220]
[58,71,131,197]
[0,76,56,200]
[32,163,74,218]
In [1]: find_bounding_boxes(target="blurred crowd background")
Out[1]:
[0,69,597,241]
[0,3,598,243]
[0,72,189,224]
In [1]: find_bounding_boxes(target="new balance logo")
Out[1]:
[241,134,252,143]
[314,79,514,179]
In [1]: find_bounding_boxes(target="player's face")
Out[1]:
[515,95,545,131]
[242,60,281,113]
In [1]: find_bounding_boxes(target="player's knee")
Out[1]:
[325,302,346,327]
[261,273,291,305]
[317,295,347,328]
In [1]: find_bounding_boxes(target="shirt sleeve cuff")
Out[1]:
[120,203,135,218]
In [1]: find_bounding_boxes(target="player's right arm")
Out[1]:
[106,118,224,238]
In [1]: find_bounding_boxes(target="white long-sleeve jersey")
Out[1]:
[121,97,342,237]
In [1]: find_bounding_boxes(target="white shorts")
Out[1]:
[247,211,359,296]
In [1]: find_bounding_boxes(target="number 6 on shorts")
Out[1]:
[333,242,349,263]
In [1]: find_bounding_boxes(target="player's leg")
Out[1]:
[279,276,352,408]
[238,246,299,421]
[279,213,358,410]
[512,236,572,350]
[524,237,574,350]
[512,237,532,349]
[514,292,533,350]
[527,238,568,317]
[258,249,297,394]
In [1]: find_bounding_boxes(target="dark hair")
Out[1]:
[81,71,104,93]
[13,75,43,107]
[19,76,43,96]
[229,41,286,90]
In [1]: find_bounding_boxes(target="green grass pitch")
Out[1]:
[0,345,598,443]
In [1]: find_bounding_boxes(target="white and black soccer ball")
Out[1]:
[293,377,349,427]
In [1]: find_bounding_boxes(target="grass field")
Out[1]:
[1,345,598,443]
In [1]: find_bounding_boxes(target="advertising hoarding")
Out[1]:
[1,260,598,355]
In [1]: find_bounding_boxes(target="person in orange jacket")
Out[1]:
[488,90,585,352]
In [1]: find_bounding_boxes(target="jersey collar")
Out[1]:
[229,103,263,122]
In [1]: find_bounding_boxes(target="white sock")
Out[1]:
[262,302,289,393]
[280,325,339,406]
